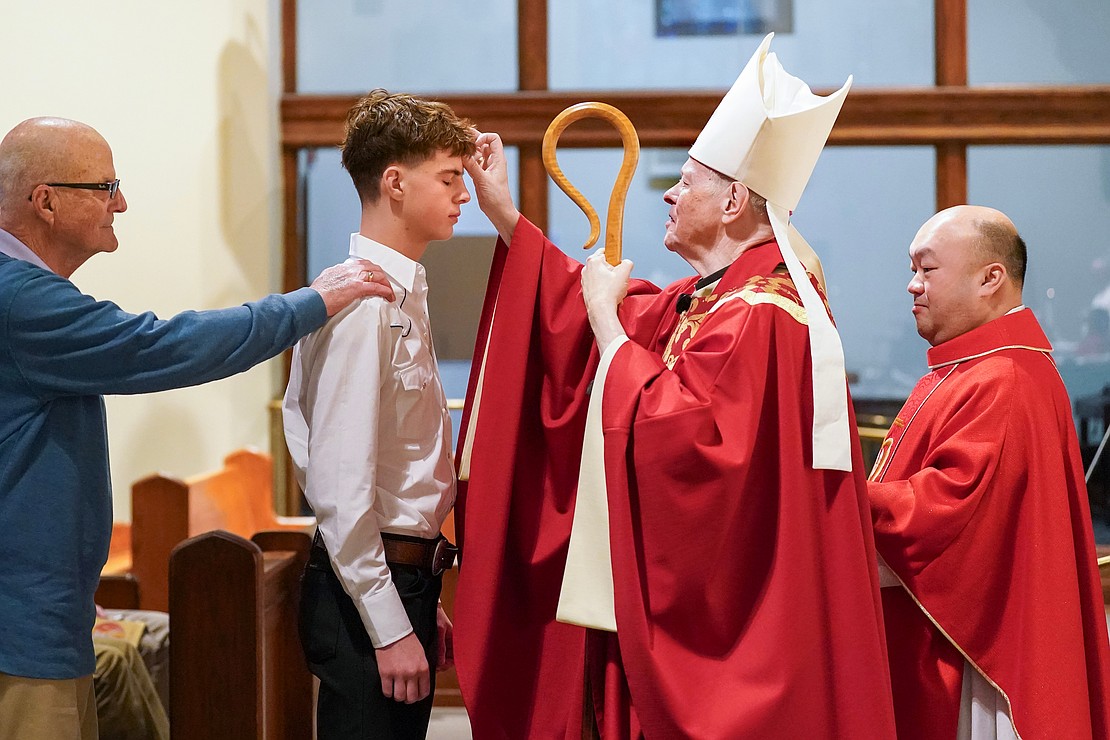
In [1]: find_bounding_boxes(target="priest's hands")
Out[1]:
[465,130,520,244]
[376,632,430,703]
[582,248,633,352]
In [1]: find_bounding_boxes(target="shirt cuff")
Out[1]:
[355,581,413,648]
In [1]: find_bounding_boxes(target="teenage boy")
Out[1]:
[283,89,473,740]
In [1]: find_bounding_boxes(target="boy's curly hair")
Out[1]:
[341,89,475,203]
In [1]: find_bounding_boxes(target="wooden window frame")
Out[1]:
[279,0,1110,294]
[276,0,1110,511]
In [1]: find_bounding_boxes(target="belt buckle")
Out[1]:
[431,537,457,576]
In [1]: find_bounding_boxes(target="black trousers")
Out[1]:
[300,541,443,740]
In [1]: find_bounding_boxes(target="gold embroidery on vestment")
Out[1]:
[735,291,808,325]
[662,304,714,369]
[662,275,812,368]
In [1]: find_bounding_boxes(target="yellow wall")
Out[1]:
[1,2,284,518]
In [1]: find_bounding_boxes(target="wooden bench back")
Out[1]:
[185,449,281,536]
[102,522,133,575]
[130,448,311,611]
[169,530,312,740]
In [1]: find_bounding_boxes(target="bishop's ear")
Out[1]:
[722,181,747,222]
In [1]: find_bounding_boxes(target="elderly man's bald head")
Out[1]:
[0,118,126,277]
[0,118,109,208]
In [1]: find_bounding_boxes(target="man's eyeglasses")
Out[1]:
[29,179,121,200]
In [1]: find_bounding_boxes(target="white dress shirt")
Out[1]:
[283,233,455,648]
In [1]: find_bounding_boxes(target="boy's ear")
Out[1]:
[382,165,405,201]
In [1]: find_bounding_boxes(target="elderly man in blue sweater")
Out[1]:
[0,117,394,739]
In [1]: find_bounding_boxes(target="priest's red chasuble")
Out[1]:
[869,309,1110,740]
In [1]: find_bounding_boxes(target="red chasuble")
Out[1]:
[869,309,1110,740]
[455,217,896,739]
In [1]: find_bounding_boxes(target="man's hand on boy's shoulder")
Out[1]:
[310,258,395,317]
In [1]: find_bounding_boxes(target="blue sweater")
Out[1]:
[0,252,327,679]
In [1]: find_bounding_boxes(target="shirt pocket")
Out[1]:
[393,362,434,444]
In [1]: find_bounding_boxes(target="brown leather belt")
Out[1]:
[311,531,457,575]
[381,532,457,576]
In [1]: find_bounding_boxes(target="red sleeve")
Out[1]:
[453,217,664,740]
[452,217,594,739]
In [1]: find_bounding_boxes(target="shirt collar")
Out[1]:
[675,240,781,313]
[0,228,52,273]
[349,233,420,293]
[926,307,1052,370]
[713,238,783,293]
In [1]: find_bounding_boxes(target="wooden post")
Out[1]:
[935,0,968,211]
[517,0,549,231]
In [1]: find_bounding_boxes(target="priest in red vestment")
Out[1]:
[453,35,897,739]
[868,205,1110,740]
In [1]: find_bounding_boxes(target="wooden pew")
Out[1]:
[95,572,141,611]
[102,522,133,576]
[169,529,312,740]
[129,448,312,611]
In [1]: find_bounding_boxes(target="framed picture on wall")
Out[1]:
[655,0,793,37]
